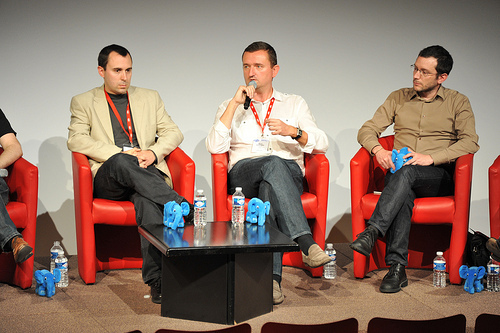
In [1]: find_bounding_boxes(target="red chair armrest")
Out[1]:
[453,154,474,205]
[490,156,500,238]
[165,148,195,204]
[72,152,94,209]
[6,156,38,210]
[211,153,229,221]
[304,154,329,197]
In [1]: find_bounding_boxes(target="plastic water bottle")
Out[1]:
[323,243,336,279]
[231,187,245,224]
[433,251,446,288]
[55,250,69,287]
[486,256,500,292]
[50,241,63,273]
[194,189,207,226]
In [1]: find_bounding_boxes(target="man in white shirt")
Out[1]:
[206,41,330,304]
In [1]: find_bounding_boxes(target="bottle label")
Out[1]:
[433,261,446,271]
[488,265,500,274]
[194,200,206,208]
[56,261,68,270]
[233,197,245,207]
[50,251,58,259]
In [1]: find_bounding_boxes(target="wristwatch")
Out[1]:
[291,127,302,140]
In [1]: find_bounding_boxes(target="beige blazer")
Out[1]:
[67,85,183,186]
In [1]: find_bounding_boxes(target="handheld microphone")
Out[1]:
[243,80,257,110]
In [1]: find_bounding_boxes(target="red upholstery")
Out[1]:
[489,156,500,239]
[350,135,473,284]
[0,149,38,289]
[72,148,195,284]
[211,152,329,277]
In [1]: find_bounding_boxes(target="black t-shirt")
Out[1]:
[107,93,139,149]
[0,109,16,138]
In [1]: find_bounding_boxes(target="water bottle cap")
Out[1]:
[236,187,242,191]
[436,251,443,256]
[326,243,333,249]
[197,189,204,194]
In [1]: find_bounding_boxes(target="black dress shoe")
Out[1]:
[380,263,408,293]
[150,280,161,304]
[350,225,379,256]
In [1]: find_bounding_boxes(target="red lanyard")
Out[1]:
[249,97,275,134]
[104,90,133,144]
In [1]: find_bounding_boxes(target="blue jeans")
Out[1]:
[93,153,186,285]
[368,164,454,266]
[228,155,312,277]
[0,177,21,252]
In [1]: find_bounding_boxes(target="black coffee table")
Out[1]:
[138,221,299,324]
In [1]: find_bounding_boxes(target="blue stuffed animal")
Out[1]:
[391,147,413,173]
[35,269,61,297]
[459,265,486,294]
[163,201,190,229]
[245,197,270,226]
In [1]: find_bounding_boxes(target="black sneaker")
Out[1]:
[150,279,161,304]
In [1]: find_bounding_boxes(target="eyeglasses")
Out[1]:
[411,64,437,77]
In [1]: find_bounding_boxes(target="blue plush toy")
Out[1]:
[163,201,190,229]
[35,269,61,297]
[459,265,486,294]
[245,197,270,226]
[391,147,413,173]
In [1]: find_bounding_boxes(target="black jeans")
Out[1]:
[93,153,185,285]
[368,164,454,266]
[0,177,21,252]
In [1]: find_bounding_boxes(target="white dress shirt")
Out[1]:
[206,90,328,174]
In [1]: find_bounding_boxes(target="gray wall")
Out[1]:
[1,0,498,256]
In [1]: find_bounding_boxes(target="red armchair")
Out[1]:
[211,152,329,277]
[490,156,500,239]
[350,135,473,284]
[0,149,38,289]
[72,148,195,284]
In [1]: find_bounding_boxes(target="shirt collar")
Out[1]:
[410,85,445,102]
[251,89,284,104]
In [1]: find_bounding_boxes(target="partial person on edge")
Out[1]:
[0,108,33,265]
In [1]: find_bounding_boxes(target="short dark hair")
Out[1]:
[98,44,132,69]
[418,45,453,75]
[243,41,278,67]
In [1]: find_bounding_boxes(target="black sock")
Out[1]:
[295,234,315,255]
[273,274,281,285]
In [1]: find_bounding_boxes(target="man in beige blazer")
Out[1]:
[67,44,190,304]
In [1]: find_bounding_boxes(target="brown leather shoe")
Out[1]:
[302,244,332,268]
[273,280,284,305]
[11,237,33,263]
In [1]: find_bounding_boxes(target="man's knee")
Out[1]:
[390,165,419,184]
[262,155,288,171]
[104,153,138,171]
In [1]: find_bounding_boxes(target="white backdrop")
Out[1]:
[1,0,498,255]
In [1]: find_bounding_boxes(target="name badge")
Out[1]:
[122,144,134,152]
[251,138,270,153]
